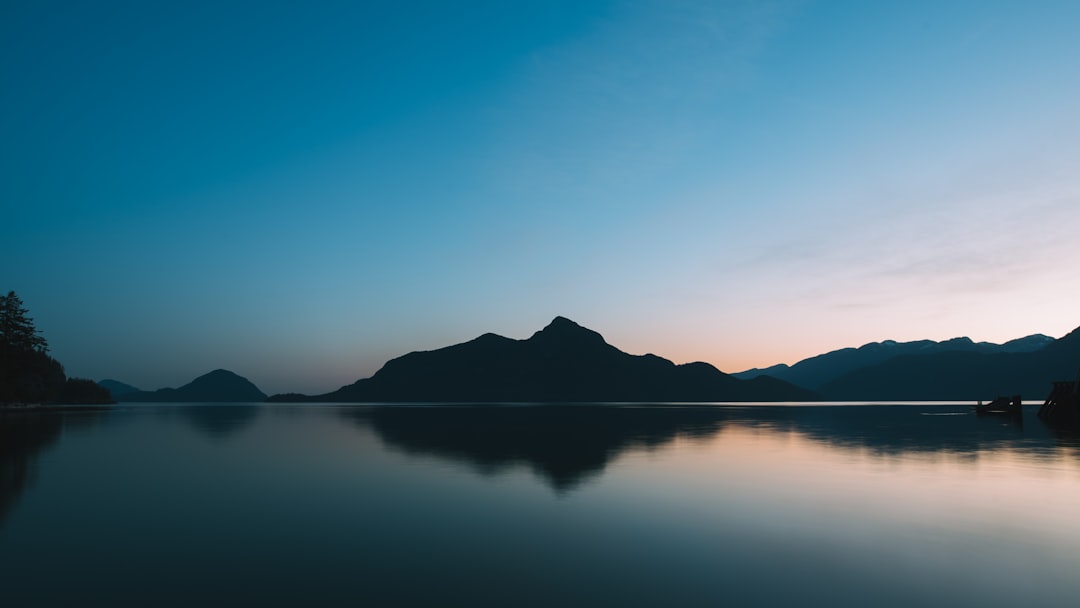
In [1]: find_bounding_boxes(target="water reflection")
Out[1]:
[5,404,1080,607]
[344,404,1076,492]
[0,403,263,529]
[722,405,1050,455]
[344,405,727,492]
[0,408,107,527]
[179,404,261,439]
[5,404,1080,527]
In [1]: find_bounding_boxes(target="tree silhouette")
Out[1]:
[1,291,48,354]
[1,291,62,404]
[0,292,115,405]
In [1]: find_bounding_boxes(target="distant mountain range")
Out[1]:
[98,379,141,397]
[270,316,815,403]
[100,319,1080,404]
[819,327,1080,400]
[735,330,1078,400]
[109,369,267,403]
[734,334,1054,390]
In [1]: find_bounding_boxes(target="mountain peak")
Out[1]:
[545,316,581,331]
[529,317,608,347]
[196,369,244,381]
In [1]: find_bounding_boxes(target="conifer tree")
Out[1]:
[0,291,48,354]
[1,291,61,404]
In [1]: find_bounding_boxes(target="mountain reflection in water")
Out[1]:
[3,404,1073,522]
[179,404,261,439]
[343,405,727,492]
[344,404,1069,493]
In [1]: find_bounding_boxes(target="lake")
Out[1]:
[3,403,1080,607]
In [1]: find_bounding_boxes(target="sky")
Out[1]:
[3,0,1080,395]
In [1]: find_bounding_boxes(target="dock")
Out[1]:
[1038,369,1080,426]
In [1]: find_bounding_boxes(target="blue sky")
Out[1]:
[4,0,1079,394]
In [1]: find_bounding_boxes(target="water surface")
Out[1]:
[2,403,1079,606]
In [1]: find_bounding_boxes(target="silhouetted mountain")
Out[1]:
[820,326,1080,400]
[98,379,140,397]
[116,369,267,402]
[1000,334,1057,353]
[273,317,816,403]
[734,333,1055,390]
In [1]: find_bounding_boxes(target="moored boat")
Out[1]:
[976,395,1022,417]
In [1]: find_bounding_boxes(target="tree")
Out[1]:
[58,378,114,404]
[1,291,62,405]
[0,291,48,354]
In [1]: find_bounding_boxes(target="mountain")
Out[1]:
[272,317,816,403]
[98,379,141,397]
[116,369,267,402]
[734,334,1055,390]
[819,327,1080,400]
[999,334,1058,353]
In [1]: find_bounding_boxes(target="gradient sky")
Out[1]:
[4,0,1080,395]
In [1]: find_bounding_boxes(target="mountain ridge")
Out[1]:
[98,379,141,398]
[114,369,267,403]
[734,333,1055,390]
[819,328,1080,400]
[271,317,816,403]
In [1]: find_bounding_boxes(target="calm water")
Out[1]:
[3,403,1080,607]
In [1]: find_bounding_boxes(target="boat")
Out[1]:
[975,395,1022,417]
